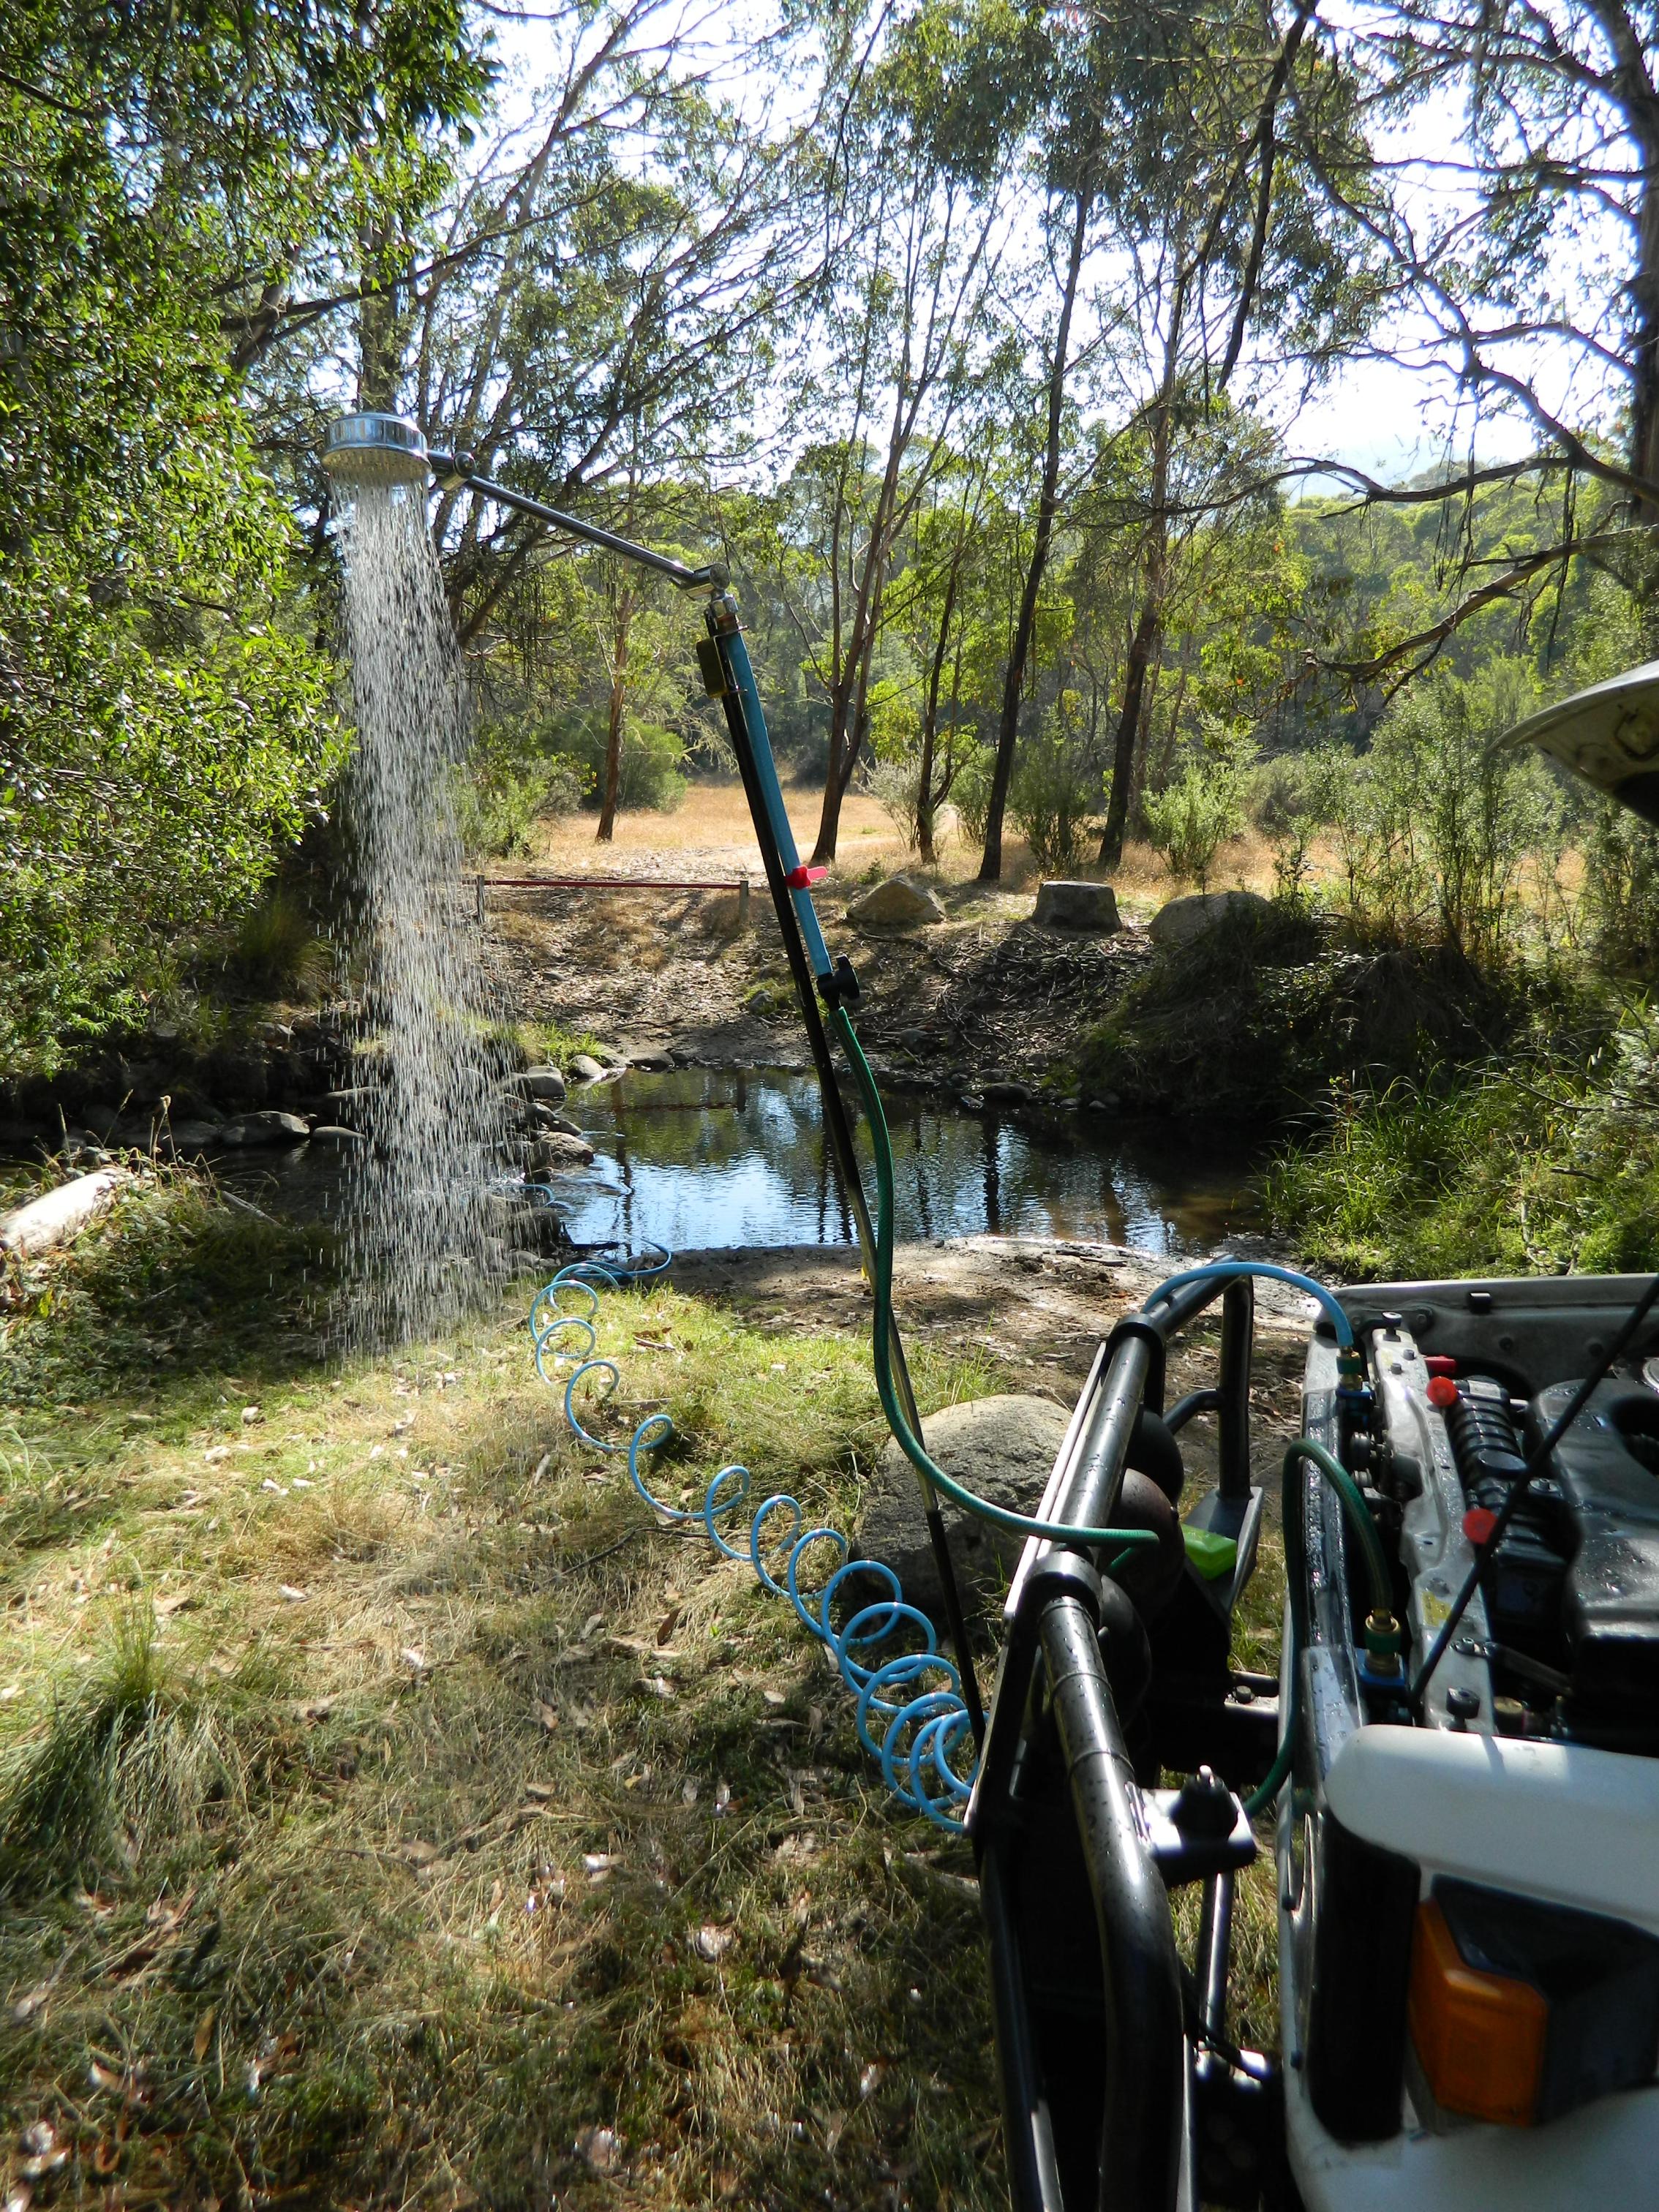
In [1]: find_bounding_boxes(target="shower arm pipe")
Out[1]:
[426,453,726,593]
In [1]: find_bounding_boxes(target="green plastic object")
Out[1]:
[1182,1527,1238,1581]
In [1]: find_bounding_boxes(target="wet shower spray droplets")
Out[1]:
[333,476,518,1343]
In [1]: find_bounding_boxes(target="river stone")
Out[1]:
[516,1066,567,1103]
[857,1394,1071,1628]
[568,1053,606,1083]
[218,1110,310,1147]
[982,1080,1031,1107]
[308,1124,366,1146]
[524,1132,596,1171]
[846,875,945,929]
[1034,879,1121,933]
[1148,888,1270,949]
[628,1046,675,1072]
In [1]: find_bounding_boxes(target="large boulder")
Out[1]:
[1034,879,1121,933]
[568,1053,606,1083]
[846,875,945,930]
[1148,888,1270,950]
[857,1394,1070,1627]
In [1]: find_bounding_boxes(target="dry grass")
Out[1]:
[523,785,1262,920]
[0,1190,1020,2212]
[0,1183,1291,2212]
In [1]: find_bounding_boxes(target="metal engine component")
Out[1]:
[1366,1319,1494,1730]
[1534,1376,1659,1748]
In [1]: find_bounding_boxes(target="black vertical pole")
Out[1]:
[1219,1277,1254,1502]
[704,606,986,1744]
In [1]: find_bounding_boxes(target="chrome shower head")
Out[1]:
[322,412,432,488]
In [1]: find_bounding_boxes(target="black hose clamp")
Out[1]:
[818,956,862,1011]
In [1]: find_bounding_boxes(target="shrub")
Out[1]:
[866,755,925,851]
[1325,659,1560,968]
[1581,798,1659,976]
[1142,764,1244,889]
[949,746,997,846]
[564,715,688,813]
[1248,746,1348,900]
[1010,706,1102,871]
[453,756,584,857]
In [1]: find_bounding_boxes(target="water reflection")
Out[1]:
[562,1066,1261,1257]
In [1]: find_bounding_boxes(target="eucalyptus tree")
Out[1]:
[908,0,1369,875]
[396,31,810,641]
[771,50,1015,868]
[1295,0,1659,675]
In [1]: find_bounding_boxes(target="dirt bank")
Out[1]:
[481,838,1156,1095]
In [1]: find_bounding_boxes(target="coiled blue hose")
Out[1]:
[530,1230,1347,1832]
[531,1252,977,1830]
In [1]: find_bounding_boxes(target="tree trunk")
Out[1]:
[979,186,1091,883]
[597,583,633,843]
[810,562,890,865]
[1099,590,1162,865]
[1587,0,1659,523]
[1097,308,1182,868]
[917,535,967,866]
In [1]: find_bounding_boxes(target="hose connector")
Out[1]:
[1363,1608,1405,1679]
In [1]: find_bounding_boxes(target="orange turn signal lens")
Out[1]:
[1409,1897,1548,2126]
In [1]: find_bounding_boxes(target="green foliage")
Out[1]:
[0,2,488,1069]
[1320,660,1560,968]
[1139,726,1245,888]
[866,756,928,851]
[949,748,998,845]
[1009,696,1101,870]
[225,889,334,1002]
[1580,801,1659,978]
[1143,765,1240,888]
[563,715,688,814]
[452,758,584,857]
[456,701,591,857]
[1263,1020,1659,1282]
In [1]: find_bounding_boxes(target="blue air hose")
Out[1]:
[531,1252,977,1829]
[530,1216,1349,1830]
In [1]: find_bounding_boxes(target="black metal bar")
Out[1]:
[1050,1332,1156,1540]
[1165,1387,1220,1437]
[1219,1280,1254,1502]
[709,622,985,1746]
[1199,1870,1234,2047]
[1040,1595,1186,2210]
[979,1841,1069,2212]
[1142,1270,1234,1346]
[428,455,721,590]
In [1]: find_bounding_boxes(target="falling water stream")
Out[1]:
[333,478,516,1342]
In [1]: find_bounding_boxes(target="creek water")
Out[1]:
[550,1066,1263,1258]
[219,1064,1263,1258]
[332,479,517,1341]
